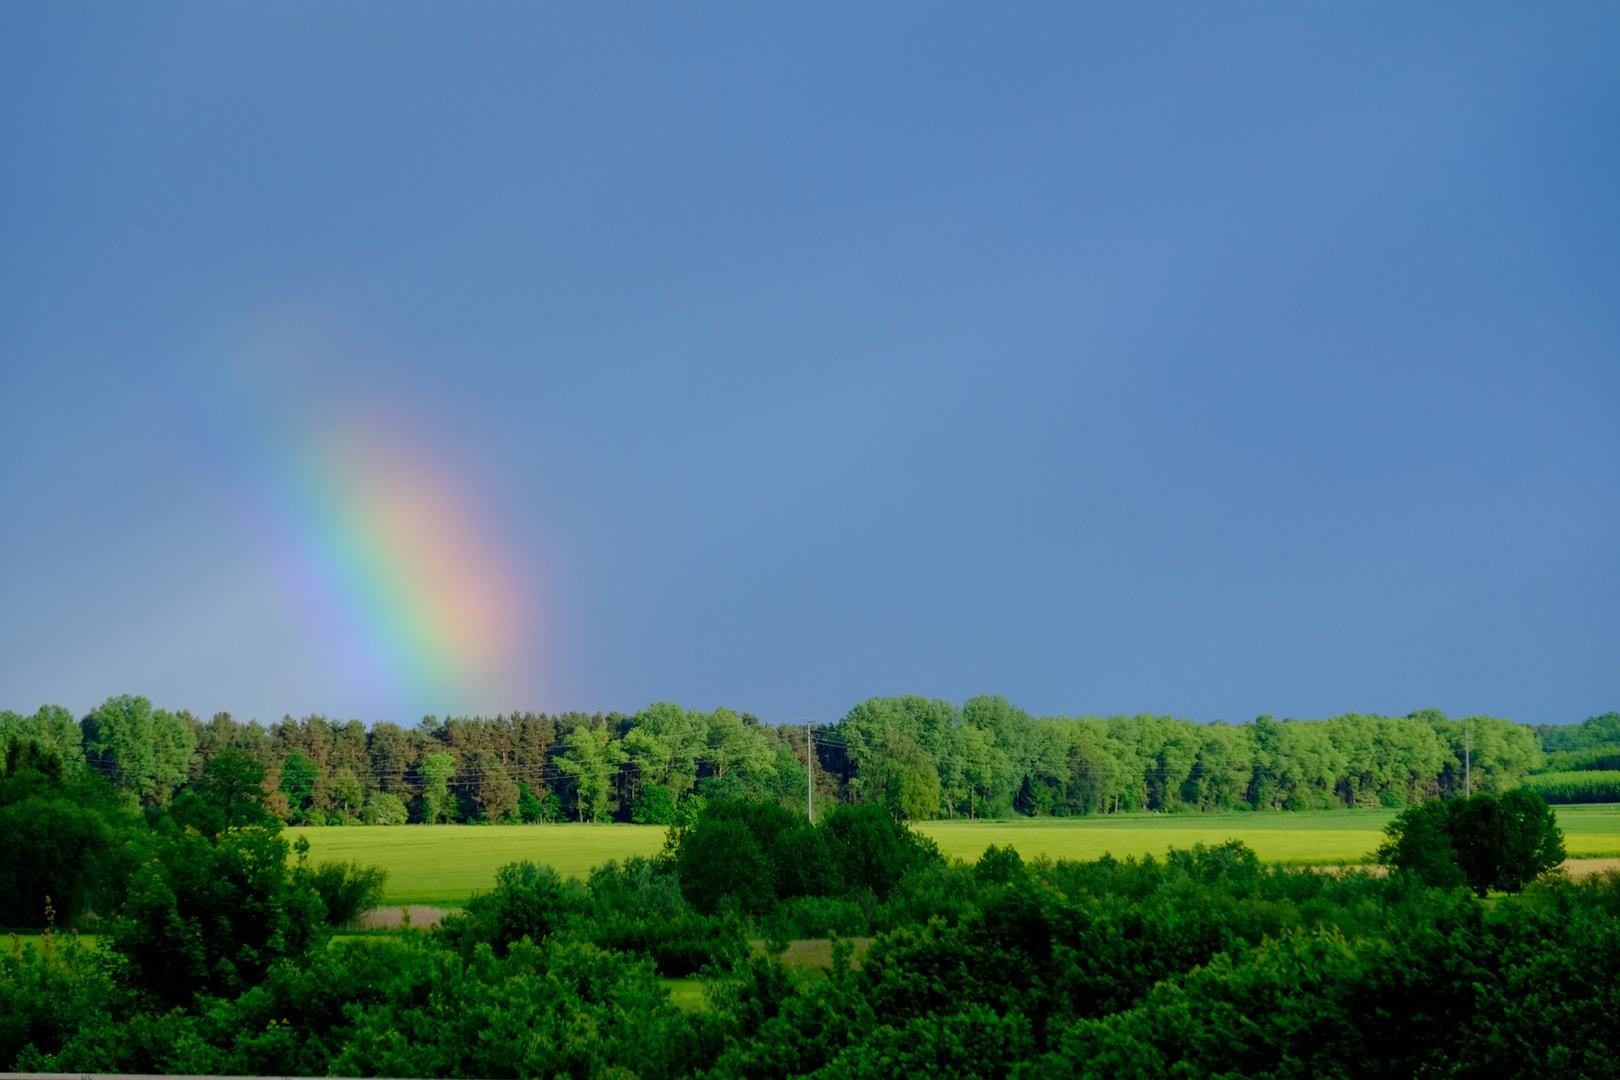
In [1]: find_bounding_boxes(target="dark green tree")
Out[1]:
[202,749,274,829]
[109,828,327,1006]
[1449,788,1565,895]
[0,740,138,924]
[670,802,791,915]
[278,751,320,816]
[630,782,676,824]
[1376,798,1467,889]
[1379,790,1564,896]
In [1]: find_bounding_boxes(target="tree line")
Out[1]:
[2,696,1613,825]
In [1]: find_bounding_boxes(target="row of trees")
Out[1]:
[2,696,1606,825]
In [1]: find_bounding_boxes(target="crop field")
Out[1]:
[295,805,1620,906]
[295,823,670,904]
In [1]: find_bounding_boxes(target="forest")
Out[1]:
[2,696,1616,1077]
[1,734,1614,1079]
[2,697,1617,827]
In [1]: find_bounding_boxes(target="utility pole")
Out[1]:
[806,719,814,823]
[1465,718,1471,797]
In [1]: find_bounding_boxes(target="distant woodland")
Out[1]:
[4,697,1616,825]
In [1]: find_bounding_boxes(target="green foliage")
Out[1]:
[361,789,409,824]
[822,801,943,899]
[0,932,119,1069]
[307,860,389,927]
[669,799,944,917]
[672,803,787,916]
[108,828,328,1007]
[6,806,1620,1080]
[18,691,1595,828]
[0,705,85,767]
[468,750,518,822]
[1537,711,1620,753]
[15,935,691,1080]
[973,844,1026,885]
[1541,746,1620,772]
[516,780,560,822]
[1450,789,1566,895]
[632,781,678,824]
[161,749,279,835]
[864,731,942,820]
[554,725,626,822]
[277,751,320,815]
[1375,798,1466,889]
[417,751,455,823]
[0,740,138,924]
[1521,769,1620,803]
[81,696,197,808]
[438,860,588,957]
[1380,790,1565,896]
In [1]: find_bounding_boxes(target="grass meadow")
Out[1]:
[293,805,1620,906]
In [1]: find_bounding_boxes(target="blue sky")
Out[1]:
[1,3,1615,728]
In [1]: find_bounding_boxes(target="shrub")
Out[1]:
[772,895,872,939]
[308,861,389,926]
[109,828,327,1007]
[438,861,587,956]
[675,817,776,916]
[361,790,408,825]
[821,802,943,901]
[974,844,1026,885]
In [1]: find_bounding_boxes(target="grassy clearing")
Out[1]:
[659,978,710,1012]
[294,823,668,905]
[761,937,874,970]
[917,813,1395,865]
[293,806,1620,905]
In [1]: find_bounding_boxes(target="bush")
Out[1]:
[675,816,777,916]
[821,802,943,901]
[361,791,408,825]
[18,934,697,1080]
[308,861,389,927]
[109,828,328,1007]
[438,861,587,956]
[973,844,1026,885]
[772,895,872,939]
[0,933,119,1068]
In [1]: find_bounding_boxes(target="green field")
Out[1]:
[295,805,1620,906]
[295,824,671,904]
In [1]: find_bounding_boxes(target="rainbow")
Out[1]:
[282,421,528,716]
[185,342,535,721]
